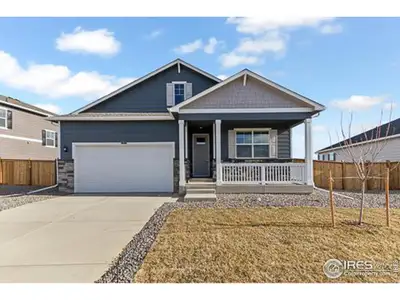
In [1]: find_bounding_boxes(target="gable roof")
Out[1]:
[0,95,56,117]
[170,69,326,112]
[316,117,400,153]
[71,59,221,115]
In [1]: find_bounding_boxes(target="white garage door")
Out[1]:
[74,143,174,193]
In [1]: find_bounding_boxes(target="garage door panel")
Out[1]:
[74,144,174,193]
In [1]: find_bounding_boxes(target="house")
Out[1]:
[49,59,325,195]
[0,95,59,160]
[316,117,400,162]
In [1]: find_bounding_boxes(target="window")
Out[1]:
[196,137,206,145]
[0,108,6,129]
[174,83,185,103]
[236,130,269,158]
[45,130,56,147]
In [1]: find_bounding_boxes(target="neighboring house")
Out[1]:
[0,95,59,160]
[49,59,325,195]
[316,117,400,162]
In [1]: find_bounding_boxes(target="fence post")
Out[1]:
[0,157,2,185]
[329,169,336,227]
[385,162,390,227]
[28,158,32,186]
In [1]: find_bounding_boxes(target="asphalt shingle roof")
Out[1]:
[0,95,56,116]
[317,117,400,153]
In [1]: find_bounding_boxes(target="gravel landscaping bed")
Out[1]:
[96,189,400,283]
[0,188,70,212]
[0,185,46,196]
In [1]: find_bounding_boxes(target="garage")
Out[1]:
[73,142,174,193]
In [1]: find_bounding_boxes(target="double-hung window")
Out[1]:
[236,130,270,158]
[174,83,185,103]
[0,107,6,129]
[45,130,56,147]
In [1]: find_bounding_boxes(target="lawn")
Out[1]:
[134,206,400,283]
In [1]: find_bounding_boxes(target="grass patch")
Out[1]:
[135,206,400,283]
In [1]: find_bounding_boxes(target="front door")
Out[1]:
[192,133,210,177]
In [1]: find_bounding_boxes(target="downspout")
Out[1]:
[27,159,59,195]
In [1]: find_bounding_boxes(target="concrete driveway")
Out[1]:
[0,195,175,283]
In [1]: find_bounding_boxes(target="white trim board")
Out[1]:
[316,133,400,154]
[0,100,54,117]
[71,59,221,114]
[179,108,313,114]
[72,142,175,160]
[170,69,326,112]
[0,133,42,143]
[48,115,175,121]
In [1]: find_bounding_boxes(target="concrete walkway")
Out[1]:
[0,195,175,283]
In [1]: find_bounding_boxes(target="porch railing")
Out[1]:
[221,163,306,184]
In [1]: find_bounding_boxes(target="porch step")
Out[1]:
[188,178,214,183]
[186,188,216,195]
[184,193,217,202]
[186,182,216,189]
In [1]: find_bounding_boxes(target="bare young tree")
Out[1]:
[331,106,396,225]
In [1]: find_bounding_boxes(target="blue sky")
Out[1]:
[0,17,398,157]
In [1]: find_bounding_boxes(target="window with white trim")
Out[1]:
[236,130,269,158]
[173,83,185,103]
[45,130,56,147]
[0,107,6,129]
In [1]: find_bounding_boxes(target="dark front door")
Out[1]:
[192,134,210,177]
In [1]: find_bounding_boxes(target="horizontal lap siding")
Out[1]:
[60,121,179,160]
[221,122,292,160]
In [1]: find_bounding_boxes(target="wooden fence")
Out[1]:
[0,159,56,186]
[312,160,400,191]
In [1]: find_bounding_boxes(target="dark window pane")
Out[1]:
[196,137,206,144]
[254,132,268,143]
[236,145,252,158]
[175,94,185,102]
[254,145,269,158]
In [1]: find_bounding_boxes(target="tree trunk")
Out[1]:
[359,181,366,225]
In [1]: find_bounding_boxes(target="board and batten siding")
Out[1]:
[60,121,179,160]
[84,65,217,113]
[330,137,400,162]
[183,76,313,110]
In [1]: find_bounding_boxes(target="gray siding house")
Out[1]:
[50,59,325,195]
[316,117,400,162]
[0,96,59,160]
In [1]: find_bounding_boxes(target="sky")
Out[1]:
[0,17,399,158]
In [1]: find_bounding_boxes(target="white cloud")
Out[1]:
[34,103,62,114]
[217,74,228,80]
[236,31,287,54]
[173,39,203,54]
[219,52,261,68]
[319,24,343,34]
[0,50,136,100]
[56,27,121,56]
[331,95,386,111]
[383,102,397,111]
[227,17,334,35]
[204,37,220,54]
[146,29,163,40]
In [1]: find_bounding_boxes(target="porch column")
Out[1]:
[215,119,222,185]
[178,120,186,191]
[304,118,313,185]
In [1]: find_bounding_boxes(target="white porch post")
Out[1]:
[178,120,186,191]
[304,118,313,185]
[215,119,222,185]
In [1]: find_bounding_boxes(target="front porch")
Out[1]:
[177,118,314,194]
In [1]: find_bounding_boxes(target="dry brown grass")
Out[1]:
[135,206,400,283]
